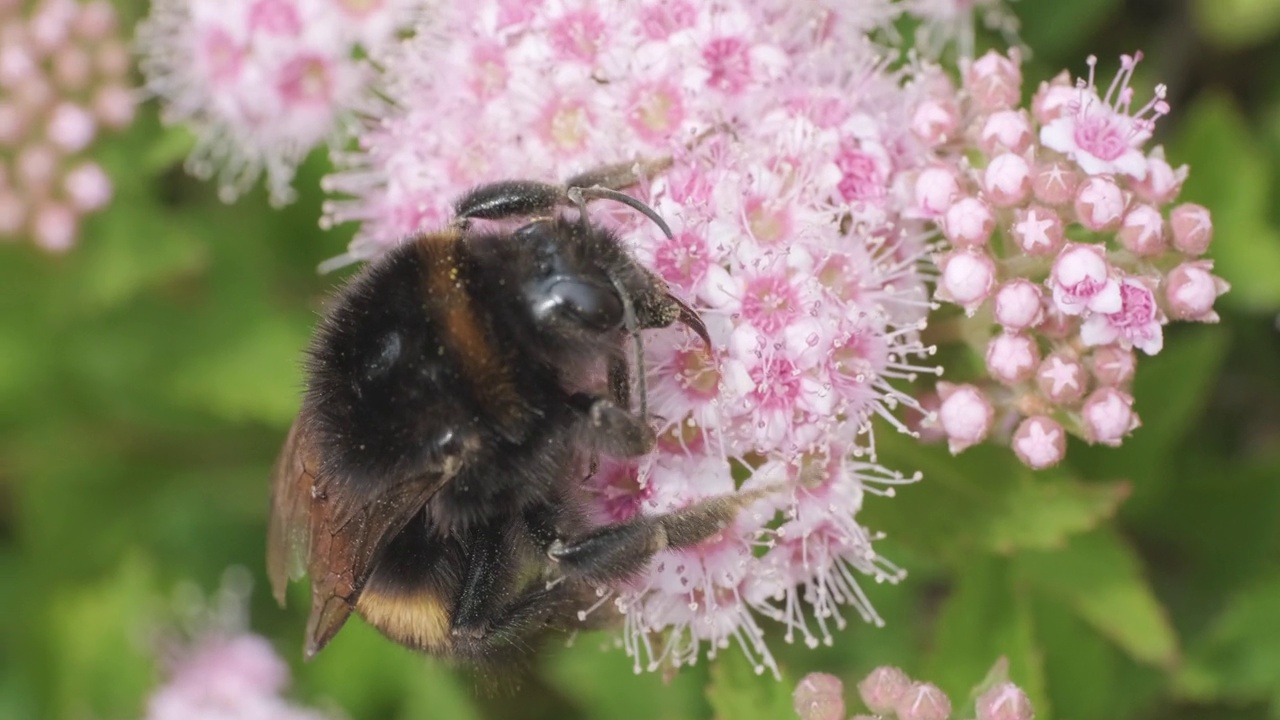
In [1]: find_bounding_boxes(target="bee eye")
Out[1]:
[529,274,624,332]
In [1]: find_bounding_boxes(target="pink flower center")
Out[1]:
[741,274,799,333]
[248,0,302,36]
[199,27,243,84]
[277,54,333,105]
[653,231,710,290]
[640,2,696,39]
[628,83,684,140]
[1111,282,1155,327]
[1072,112,1128,161]
[835,147,886,202]
[703,37,752,94]
[549,11,606,62]
[748,356,802,411]
[745,196,792,244]
[674,347,721,400]
[544,99,590,152]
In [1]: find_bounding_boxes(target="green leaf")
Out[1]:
[1170,92,1280,312]
[1013,529,1179,668]
[706,649,794,720]
[871,436,1127,563]
[46,555,160,720]
[167,312,310,425]
[1192,0,1280,48]
[927,557,1049,719]
[1016,0,1119,60]
[1176,571,1280,710]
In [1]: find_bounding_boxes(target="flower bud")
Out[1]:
[937,382,994,454]
[937,249,996,314]
[966,50,1022,111]
[1090,345,1137,386]
[1010,205,1064,256]
[1074,176,1126,231]
[915,165,959,217]
[943,196,995,248]
[1165,260,1229,322]
[1118,204,1166,256]
[1132,148,1185,205]
[984,152,1031,207]
[1170,203,1212,255]
[994,279,1044,331]
[794,673,845,720]
[858,666,912,715]
[1013,415,1066,470]
[1031,70,1074,124]
[986,333,1040,385]
[1049,243,1120,316]
[979,110,1032,155]
[1037,353,1086,405]
[976,682,1035,720]
[912,98,959,146]
[1082,387,1139,445]
[32,201,77,252]
[896,682,952,720]
[1032,161,1079,206]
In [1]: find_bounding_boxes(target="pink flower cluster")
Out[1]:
[0,0,133,251]
[146,569,333,720]
[924,51,1228,469]
[136,0,421,205]
[794,665,1034,720]
[325,0,946,674]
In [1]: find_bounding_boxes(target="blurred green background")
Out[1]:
[2,0,1280,718]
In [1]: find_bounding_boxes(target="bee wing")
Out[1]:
[267,417,463,658]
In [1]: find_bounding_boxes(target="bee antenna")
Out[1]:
[567,186,674,240]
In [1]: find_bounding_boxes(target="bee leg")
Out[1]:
[545,489,770,586]
[570,392,655,458]
[454,180,565,221]
[450,522,517,639]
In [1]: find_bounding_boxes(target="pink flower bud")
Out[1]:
[74,0,120,41]
[1032,161,1080,206]
[937,249,996,313]
[63,161,112,212]
[1082,387,1139,446]
[980,110,1032,155]
[1037,353,1086,405]
[1090,345,1137,386]
[937,382,994,454]
[1074,176,1126,231]
[994,279,1045,331]
[966,50,1022,111]
[95,40,131,79]
[1165,260,1229,322]
[1118,204,1166,256]
[915,165,959,217]
[47,101,97,152]
[1080,276,1164,356]
[1132,149,1186,205]
[1011,205,1065,256]
[32,201,78,252]
[943,196,995,248]
[794,673,845,720]
[984,152,1031,207]
[1013,415,1067,470]
[16,143,59,192]
[92,85,135,129]
[1049,243,1121,316]
[858,666,912,715]
[912,98,959,146]
[51,46,92,92]
[986,332,1040,385]
[1170,203,1212,255]
[896,682,952,720]
[977,682,1034,720]
[1031,70,1074,124]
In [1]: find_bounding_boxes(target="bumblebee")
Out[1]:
[268,163,756,663]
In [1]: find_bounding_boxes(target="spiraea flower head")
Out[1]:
[145,568,334,720]
[136,0,421,205]
[920,50,1227,468]
[322,0,947,674]
[0,0,133,251]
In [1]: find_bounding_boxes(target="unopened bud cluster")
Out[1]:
[793,665,1034,720]
[920,50,1229,469]
[0,0,134,251]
